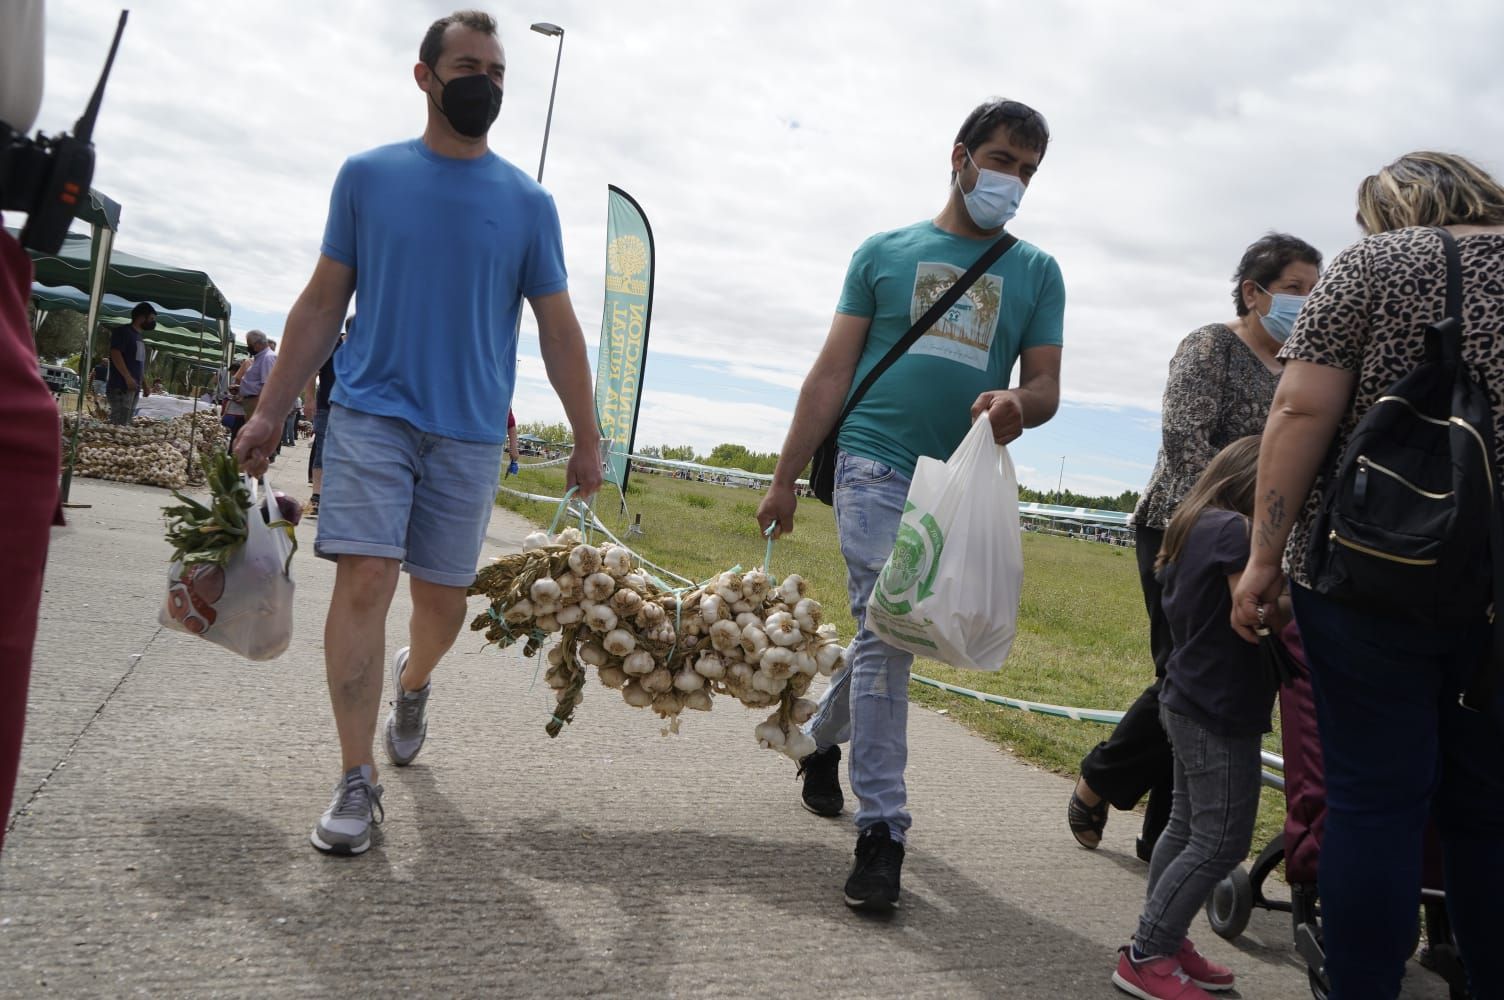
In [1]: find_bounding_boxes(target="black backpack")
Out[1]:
[1309,227,1501,709]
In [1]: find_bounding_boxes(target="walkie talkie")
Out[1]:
[0,11,129,255]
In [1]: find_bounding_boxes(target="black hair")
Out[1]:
[1231,233,1323,316]
[952,98,1050,180]
[131,302,156,322]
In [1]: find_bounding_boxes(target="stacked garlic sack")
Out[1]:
[470,530,847,756]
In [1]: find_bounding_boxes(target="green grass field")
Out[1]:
[496,463,1286,860]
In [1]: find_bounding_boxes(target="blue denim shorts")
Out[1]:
[314,404,503,588]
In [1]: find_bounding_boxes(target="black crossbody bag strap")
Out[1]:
[832,233,1018,434]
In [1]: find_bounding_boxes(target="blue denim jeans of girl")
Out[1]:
[1134,706,1262,957]
[807,451,914,841]
[1291,585,1504,1000]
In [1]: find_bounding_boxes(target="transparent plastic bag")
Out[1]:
[865,417,1023,671]
[159,477,296,660]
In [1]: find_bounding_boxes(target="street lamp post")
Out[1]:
[530,21,564,183]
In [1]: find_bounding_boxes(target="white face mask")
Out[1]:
[958,151,1026,230]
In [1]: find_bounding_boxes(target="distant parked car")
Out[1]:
[39,363,81,395]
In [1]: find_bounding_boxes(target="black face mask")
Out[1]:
[429,69,502,138]
[142,319,156,331]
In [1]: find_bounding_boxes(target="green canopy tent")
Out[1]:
[31,283,249,369]
[14,212,235,497]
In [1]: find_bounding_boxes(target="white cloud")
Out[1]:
[32,0,1504,474]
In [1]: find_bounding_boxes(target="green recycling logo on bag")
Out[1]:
[870,502,945,649]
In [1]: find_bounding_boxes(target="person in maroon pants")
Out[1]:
[1,0,61,853]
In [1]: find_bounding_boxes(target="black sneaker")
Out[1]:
[796,745,844,817]
[844,822,904,911]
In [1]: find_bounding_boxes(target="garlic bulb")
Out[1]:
[652,691,685,716]
[700,593,728,622]
[555,604,585,626]
[578,641,609,667]
[793,648,818,677]
[609,588,645,617]
[759,646,795,679]
[741,569,771,603]
[597,664,628,689]
[816,643,845,675]
[777,574,807,605]
[783,728,817,761]
[602,546,633,578]
[622,649,656,676]
[790,698,819,725]
[556,573,580,602]
[731,600,754,616]
[714,572,743,604]
[740,623,770,658]
[754,720,786,749]
[555,527,584,545]
[621,680,654,707]
[582,572,616,602]
[622,571,649,593]
[503,598,534,625]
[532,574,562,604]
[641,666,674,694]
[522,531,552,550]
[683,688,713,712]
[734,612,761,630]
[817,622,839,642]
[636,602,666,627]
[568,544,602,577]
[708,619,742,653]
[532,598,561,618]
[535,613,561,633]
[764,611,801,647]
[602,628,636,656]
[727,661,754,686]
[584,604,619,634]
[672,667,704,692]
[750,670,786,695]
[693,651,726,679]
[793,598,823,632]
[546,645,565,668]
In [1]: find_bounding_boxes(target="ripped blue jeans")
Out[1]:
[807,451,914,841]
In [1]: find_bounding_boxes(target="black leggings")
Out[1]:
[1079,525,1175,840]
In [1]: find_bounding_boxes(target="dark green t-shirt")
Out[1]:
[835,221,1065,477]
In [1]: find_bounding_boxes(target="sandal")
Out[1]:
[1068,783,1108,850]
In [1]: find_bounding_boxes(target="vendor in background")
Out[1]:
[106,304,154,425]
[90,358,108,396]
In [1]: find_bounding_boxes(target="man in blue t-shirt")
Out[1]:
[757,99,1064,911]
[233,9,603,856]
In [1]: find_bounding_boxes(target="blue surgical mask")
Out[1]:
[1256,286,1307,344]
[958,151,1026,231]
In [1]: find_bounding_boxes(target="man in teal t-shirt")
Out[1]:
[758,98,1064,912]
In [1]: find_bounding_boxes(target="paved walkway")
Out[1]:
[1,459,1450,998]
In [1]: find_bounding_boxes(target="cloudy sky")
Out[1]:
[31,0,1504,496]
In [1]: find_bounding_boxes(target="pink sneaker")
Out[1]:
[1112,946,1214,1000]
[1177,938,1235,992]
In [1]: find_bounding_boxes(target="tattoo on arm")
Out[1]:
[1258,489,1287,551]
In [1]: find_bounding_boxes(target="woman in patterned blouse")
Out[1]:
[1069,234,1321,857]
[1233,152,1504,1000]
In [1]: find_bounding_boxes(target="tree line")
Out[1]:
[518,422,1141,512]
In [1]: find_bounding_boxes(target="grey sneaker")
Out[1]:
[383,646,430,766]
[310,765,384,855]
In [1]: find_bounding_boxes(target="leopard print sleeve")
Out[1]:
[1279,240,1373,372]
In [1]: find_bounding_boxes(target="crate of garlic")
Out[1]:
[61,411,224,490]
[469,529,846,758]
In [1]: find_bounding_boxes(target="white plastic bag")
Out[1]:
[865,417,1023,671]
[159,477,296,660]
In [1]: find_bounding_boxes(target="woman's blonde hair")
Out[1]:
[1157,436,1261,573]
[1357,151,1504,235]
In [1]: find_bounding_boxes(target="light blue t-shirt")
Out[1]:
[320,139,568,444]
[836,221,1065,477]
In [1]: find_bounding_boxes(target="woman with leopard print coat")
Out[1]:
[1234,151,1504,1000]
